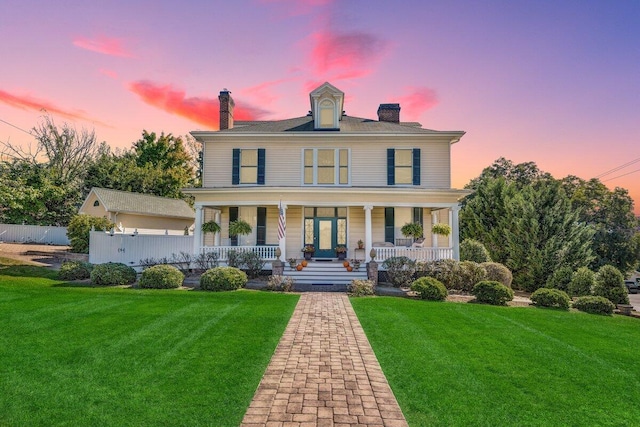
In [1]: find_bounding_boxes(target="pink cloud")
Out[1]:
[128,81,270,129]
[0,89,95,122]
[393,87,439,120]
[310,30,387,77]
[241,78,294,105]
[73,36,134,58]
[99,69,118,79]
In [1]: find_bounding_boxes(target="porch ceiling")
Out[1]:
[186,186,470,207]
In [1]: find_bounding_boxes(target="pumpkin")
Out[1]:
[346,266,353,272]
[296,264,303,271]
[343,261,350,267]
[301,260,308,267]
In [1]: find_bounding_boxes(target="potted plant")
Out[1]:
[302,245,315,260]
[201,220,221,235]
[351,259,361,271]
[335,245,347,260]
[432,223,451,236]
[229,219,252,245]
[287,258,297,269]
[357,239,364,249]
[401,222,423,242]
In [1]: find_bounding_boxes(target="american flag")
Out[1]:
[278,202,286,241]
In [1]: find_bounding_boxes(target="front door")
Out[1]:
[314,217,336,258]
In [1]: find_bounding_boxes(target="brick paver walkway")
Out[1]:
[241,293,408,427]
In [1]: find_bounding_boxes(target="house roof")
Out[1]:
[217,115,445,134]
[85,188,195,219]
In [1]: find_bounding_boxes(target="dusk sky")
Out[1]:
[1,0,639,213]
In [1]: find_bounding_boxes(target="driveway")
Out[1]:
[629,292,640,312]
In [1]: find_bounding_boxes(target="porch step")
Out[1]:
[283,260,367,285]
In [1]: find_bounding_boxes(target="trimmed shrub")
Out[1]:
[90,262,137,286]
[593,265,629,305]
[546,266,573,293]
[200,267,247,291]
[348,279,376,297]
[471,280,514,306]
[530,288,570,310]
[481,262,513,288]
[417,259,458,289]
[382,256,416,288]
[58,261,93,281]
[454,261,487,292]
[573,296,615,316]
[410,277,447,301]
[569,267,595,297]
[138,264,184,289]
[66,214,114,254]
[266,275,295,292]
[460,239,492,263]
[239,251,266,279]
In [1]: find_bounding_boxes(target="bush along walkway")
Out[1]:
[241,293,408,427]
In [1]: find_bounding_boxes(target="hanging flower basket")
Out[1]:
[432,223,451,236]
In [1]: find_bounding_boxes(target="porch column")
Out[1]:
[214,210,221,246]
[451,204,461,261]
[194,205,203,255]
[278,204,287,260]
[431,211,438,249]
[448,210,453,248]
[364,205,373,261]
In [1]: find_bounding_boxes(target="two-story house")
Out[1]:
[186,82,469,276]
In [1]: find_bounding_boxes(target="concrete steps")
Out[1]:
[283,260,367,286]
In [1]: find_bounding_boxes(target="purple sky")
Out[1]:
[1,0,639,213]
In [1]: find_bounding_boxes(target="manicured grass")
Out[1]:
[351,297,640,426]
[0,264,299,426]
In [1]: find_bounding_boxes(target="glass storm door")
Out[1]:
[314,218,336,258]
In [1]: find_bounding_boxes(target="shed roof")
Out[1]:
[86,188,194,219]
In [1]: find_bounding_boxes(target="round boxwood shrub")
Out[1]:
[90,262,137,286]
[546,266,573,293]
[454,261,487,292]
[139,264,184,289]
[569,267,595,297]
[471,280,514,306]
[200,267,247,291]
[411,277,447,301]
[481,262,513,288]
[593,265,629,305]
[530,288,570,310]
[58,261,93,281]
[460,239,492,263]
[572,295,615,315]
[418,259,459,289]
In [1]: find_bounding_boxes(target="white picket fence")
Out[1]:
[0,223,70,245]
[89,231,194,267]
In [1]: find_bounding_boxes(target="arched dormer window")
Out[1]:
[319,99,335,128]
[93,200,100,207]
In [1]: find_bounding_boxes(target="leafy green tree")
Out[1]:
[66,214,113,253]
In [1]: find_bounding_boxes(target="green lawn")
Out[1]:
[352,297,640,427]
[0,263,299,427]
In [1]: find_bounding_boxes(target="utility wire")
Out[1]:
[0,118,33,135]
[602,167,640,182]
[595,156,640,179]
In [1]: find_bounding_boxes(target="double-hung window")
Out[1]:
[303,148,349,185]
[387,148,421,185]
[232,148,265,185]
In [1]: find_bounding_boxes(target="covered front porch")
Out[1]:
[192,197,461,265]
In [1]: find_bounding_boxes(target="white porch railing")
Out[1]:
[373,246,453,262]
[202,245,279,261]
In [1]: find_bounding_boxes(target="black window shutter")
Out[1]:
[256,207,266,245]
[232,149,240,185]
[229,207,238,246]
[412,148,421,185]
[387,149,395,185]
[257,149,265,185]
[385,207,395,243]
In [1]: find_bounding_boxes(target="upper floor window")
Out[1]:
[387,148,421,186]
[232,148,265,185]
[319,99,336,128]
[304,148,349,185]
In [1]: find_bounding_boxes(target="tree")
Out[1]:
[561,176,639,274]
[461,159,595,291]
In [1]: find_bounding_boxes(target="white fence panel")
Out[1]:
[0,223,70,245]
[89,231,193,267]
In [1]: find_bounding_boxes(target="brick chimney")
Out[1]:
[218,89,235,130]
[377,103,400,123]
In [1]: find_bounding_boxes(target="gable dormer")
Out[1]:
[309,82,344,130]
